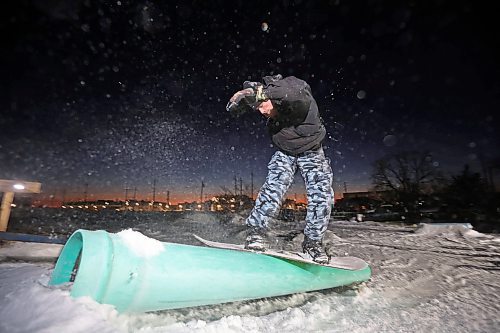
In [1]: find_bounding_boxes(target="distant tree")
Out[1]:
[371,151,442,209]
[445,165,489,208]
[482,156,500,192]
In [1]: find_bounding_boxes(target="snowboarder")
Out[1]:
[226,74,334,264]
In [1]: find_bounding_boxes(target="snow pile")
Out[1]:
[0,264,121,333]
[414,223,498,241]
[117,229,164,258]
[462,228,500,241]
[0,242,62,261]
[415,223,473,236]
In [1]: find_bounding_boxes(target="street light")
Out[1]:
[1,179,42,232]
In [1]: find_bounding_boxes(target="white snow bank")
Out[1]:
[0,242,62,261]
[117,229,164,258]
[413,223,500,244]
[0,264,122,333]
[416,223,474,236]
[462,228,498,240]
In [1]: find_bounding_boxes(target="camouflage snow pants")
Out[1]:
[246,147,334,241]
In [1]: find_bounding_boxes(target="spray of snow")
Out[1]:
[116,229,164,258]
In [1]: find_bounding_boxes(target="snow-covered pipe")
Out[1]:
[49,229,371,313]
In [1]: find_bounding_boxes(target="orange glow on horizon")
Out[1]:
[33,191,315,206]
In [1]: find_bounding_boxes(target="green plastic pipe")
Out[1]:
[49,229,371,313]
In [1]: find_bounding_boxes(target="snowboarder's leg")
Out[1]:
[297,148,334,263]
[298,147,334,241]
[246,151,297,230]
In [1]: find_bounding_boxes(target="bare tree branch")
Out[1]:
[371,151,442,206]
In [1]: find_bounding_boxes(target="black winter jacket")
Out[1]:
[263,75,326,155]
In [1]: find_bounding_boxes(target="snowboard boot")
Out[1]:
[244,227,268,252]
[302,236,329,264]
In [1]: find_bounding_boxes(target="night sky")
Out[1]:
[1,0,499,203]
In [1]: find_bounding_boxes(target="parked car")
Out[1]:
[364,204,407,222]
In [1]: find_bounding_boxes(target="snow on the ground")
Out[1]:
[0,242,62,261]
[1,212,499,333]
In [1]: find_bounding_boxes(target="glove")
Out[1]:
[243,81,261,90]
[243,81,267,102]
[226,88,255,116]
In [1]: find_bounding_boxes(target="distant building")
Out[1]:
[62,199,171,212]
[335,191,391,213]
[209,194,254,212]
[342,190,389,201]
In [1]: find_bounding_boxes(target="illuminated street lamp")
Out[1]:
[0,179,42,232]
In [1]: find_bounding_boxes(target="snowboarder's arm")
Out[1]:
[226,88,255,116]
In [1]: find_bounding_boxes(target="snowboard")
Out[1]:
[193,234,368,271]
